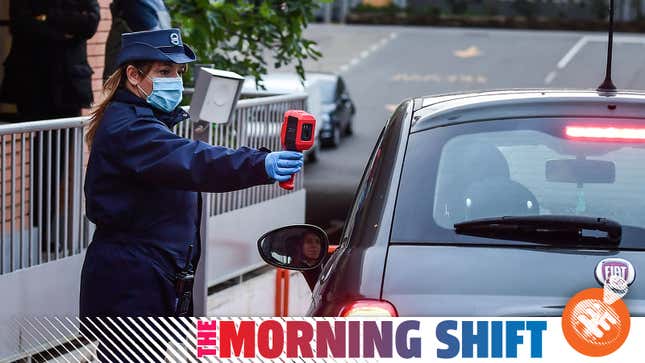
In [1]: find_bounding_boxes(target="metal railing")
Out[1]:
[0,92,307,275]
[0,118,89,275]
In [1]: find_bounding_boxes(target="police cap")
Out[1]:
[115,28,196,68]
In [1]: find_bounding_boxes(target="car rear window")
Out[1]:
[392,117,645,248]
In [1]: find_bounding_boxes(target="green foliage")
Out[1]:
[166,0,326,87]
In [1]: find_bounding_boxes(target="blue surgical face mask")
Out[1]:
[137,71,184,113]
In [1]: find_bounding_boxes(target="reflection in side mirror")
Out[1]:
[257,225,329,271]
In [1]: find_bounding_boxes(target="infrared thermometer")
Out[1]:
[279,110,317,190]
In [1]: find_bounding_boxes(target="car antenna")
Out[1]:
[597,0,617,93]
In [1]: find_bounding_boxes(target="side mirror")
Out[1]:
[257,225,329,271]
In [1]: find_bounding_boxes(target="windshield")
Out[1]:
[317,79,337,104]
[392,117,645,248]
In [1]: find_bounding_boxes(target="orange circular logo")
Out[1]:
[562,288,630,357]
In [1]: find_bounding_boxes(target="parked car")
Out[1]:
[242,72,356,150]
[258,89,645,316]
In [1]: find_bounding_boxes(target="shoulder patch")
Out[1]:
[134,106,155,118]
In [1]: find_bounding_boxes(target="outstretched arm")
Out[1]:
[115,117,275,193]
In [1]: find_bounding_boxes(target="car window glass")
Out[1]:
[393,118,645,247]
[340,126,386,246]
[318,79,337,104]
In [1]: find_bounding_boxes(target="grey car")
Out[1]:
[258,89,645,317]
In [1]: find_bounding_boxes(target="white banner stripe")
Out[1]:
[53,316,97,361]
[178,317,197,335]
[83,317,131,363]
[162,317,199,363]
[94,317,141,363]
[148,317,195,362]
[75,317,119,363]
[139,316,195,363]
[165,343,186,363]
[104,317,154,363]
[116,317,165,363]
[167,316,197,350]
[22,318,71,363]
[127,317,169,362]
[23,318,73,363]
[12,318,64,363]
[42,317,92,363]
[147,317,191,363]
[44,316,92,360]
[105,316,152,362]
[137,316,177,360]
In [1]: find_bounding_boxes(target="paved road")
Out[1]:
[294,25,645,238]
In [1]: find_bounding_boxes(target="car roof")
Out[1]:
[241,72,338,94]
[412,89,645,133]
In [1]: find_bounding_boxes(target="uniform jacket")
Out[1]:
[81,88,272,318]
[1,0,100,112]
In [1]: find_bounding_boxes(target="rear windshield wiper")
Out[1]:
[454,215,621,246]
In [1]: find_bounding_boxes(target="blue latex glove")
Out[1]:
[264,151,304,182]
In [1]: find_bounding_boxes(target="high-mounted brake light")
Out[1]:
[340,300,398,317]
[566,126,645,141]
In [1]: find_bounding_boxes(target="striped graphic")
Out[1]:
[8,317,207,363]
[7,317,422,362]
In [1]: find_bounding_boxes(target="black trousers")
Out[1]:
[79,241,192,362]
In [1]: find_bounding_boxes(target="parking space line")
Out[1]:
[544,71,558,85]
[557,36,588,70]
[338,32,398,74]
[546,35,645,85]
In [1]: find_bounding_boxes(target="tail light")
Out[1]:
[339,300,398,317]
[565,126,645,141]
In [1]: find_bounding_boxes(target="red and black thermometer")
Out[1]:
[279,110,317,190]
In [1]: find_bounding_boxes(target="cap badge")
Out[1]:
[170,33,180,46]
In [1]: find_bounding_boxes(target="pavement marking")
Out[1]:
[338,32,398,74]
[391,73,487,84]
[454,46,483,59]
[557,36,588,70]
[544,70,558,85]
[547,35,645,85]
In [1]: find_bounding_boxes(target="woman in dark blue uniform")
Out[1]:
[79,29,302,357]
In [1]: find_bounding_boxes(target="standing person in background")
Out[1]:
[0,0,100,256]
[103,0,172,81]
[1,0,100,121]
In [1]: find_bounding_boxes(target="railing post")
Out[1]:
[192,120,211,316]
